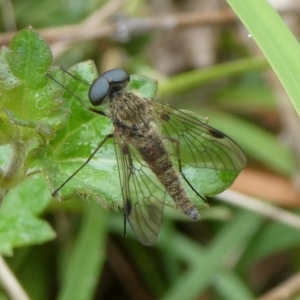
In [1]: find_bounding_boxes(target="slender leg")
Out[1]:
[166,136,208,203]
[88,107,107,116]
[52,133,113,196]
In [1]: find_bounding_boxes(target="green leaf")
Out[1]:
[159,210,262,300]
[158,57,268,97]
[8,27,51,87]
[0,175,56,256]
[128,74,158,99]
[0,27,69,194]
[0,27,68,139]
[31,61,123,209]
[58,202,107,300]
[227,0,300,116]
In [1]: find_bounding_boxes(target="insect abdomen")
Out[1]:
[137,137,199,220]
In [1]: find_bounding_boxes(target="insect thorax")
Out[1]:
[110,90,158,138]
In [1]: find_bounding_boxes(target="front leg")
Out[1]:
[88,107,108,117]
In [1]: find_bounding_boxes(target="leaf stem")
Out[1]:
[0,132,27,204]
[0,256,30,300]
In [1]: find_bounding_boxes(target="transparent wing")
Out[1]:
[114,138,166,246]
[154,102,246,171]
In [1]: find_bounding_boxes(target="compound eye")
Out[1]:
[89,76,110,106]
[102,68,130,91]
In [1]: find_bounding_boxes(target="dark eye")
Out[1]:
[89,76,110,106]
[88,68,130,106]
[102,69,130,91]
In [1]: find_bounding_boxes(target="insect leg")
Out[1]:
[166,136,208,203]
[52,133,113,197]
[88,107,107,117]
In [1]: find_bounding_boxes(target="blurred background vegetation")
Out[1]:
[1,0,300,299]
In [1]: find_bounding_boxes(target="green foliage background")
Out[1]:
[1,0,300,299]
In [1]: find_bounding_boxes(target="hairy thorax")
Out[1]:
[109,90,157,139]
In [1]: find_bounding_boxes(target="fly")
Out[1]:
[49,68,246,246]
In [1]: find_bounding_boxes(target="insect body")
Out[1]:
[110,86,199,220]
[51,68,246,246]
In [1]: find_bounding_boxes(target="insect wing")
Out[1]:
[114,139,166,246]
[155,102,246,172]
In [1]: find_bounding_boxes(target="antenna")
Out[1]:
[47,66,111,195]
[46,67,90,110]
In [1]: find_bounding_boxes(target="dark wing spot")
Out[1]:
[160,112,170,121]
[121,144,130,155]
[209,128,225,139]
[124,198,132,216]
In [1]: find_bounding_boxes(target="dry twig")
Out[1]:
[0,9,239,46]
[258,271,300,300]
[0,256,30,300]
